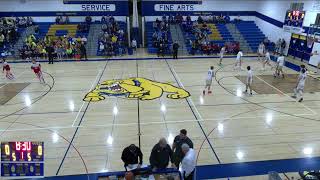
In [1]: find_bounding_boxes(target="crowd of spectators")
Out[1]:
[162,14,231,25]
[0,18,19,47]
[98,16,126,56]
[16,17,34,28]
[18,16,90,60]
[190,40,239,55]
[55,16,70,24]
[151,18,171,57]
[19,34,87,60]
[0,17,22,57]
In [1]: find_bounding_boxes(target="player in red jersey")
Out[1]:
[31,59,45,84]
[2,59,15,80]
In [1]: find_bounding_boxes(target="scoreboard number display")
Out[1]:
[284,10,305,27]
[1,142,44,178]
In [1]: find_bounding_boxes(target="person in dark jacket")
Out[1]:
[172,129,194,167]
[121,144,143,170]
[173,41,179,59]
[149,138,175,171]
[46,44,55,64]
[79,42,87,60]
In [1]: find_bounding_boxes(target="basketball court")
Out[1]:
[1,56,320,178]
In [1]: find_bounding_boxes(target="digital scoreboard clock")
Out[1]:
[1,142,44,178]
[284,10,305,27]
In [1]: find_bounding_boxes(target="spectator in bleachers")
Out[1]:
[85,16,92,24]
[186,15,191,23]
[81,35,87,44]
[162,14,167,22]
[197,15,204,24]
[177,14,183,24]
[110,16,115,23]
[157,42,164,57]
[98,42,105,54]
[27,17,33,26]
[0,33,4,47]
[168,14,174,24]
[65,16,70,24]
[101,16,106,23]
[55,16,60,24]
[131,38,137,52]
[56,43,64,60]
[234,15,242,23]
[225,15,231,23]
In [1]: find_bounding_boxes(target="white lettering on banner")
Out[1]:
[154,4,197,11]
[81,4,116,11]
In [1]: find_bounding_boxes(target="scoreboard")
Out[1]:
[1,142,44,178]
[284,10,305,27]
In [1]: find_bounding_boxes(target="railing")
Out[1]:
[31,167,182,180]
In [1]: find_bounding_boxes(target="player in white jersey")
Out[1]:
[310,51,320,74]
[244,66,253,95]
[234,50,243,70]
[262,50,273,70]
[31,59,45,84]
[292,67,307,102]
[203,66,214,95]
[219,46,226,65]
[257,42,265,61]
[274,54,285,78]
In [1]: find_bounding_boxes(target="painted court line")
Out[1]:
[0,113,315,133]
[165,59,222,164]
[71,69,102,127]
[0,70,27,89]
[254,75,317,115]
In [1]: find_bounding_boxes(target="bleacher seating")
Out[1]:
[182,22,236,54]
[146,22,172,54]
[216,24,234,42]
[96,21,127,56]
[35,23,88,40]
[235,21,267,52]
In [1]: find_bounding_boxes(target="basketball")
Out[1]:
[125,171,134,180]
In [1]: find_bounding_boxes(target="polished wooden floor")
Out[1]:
[0,57,319,178]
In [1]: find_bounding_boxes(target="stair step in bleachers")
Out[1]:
[146,22,172,54]
[235,21,271,51]
[181,22,235,54]
[47,24,78,37]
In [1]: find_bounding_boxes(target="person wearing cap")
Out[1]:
[121,144,143,171]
